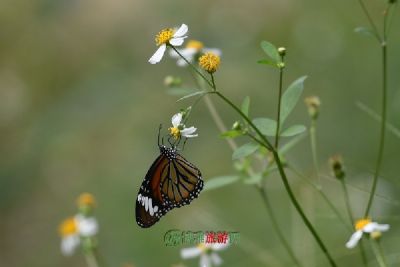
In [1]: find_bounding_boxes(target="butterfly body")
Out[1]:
[136,145,203,228]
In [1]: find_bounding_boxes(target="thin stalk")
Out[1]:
[215,91,337,267]
[84,251,100,267]
[364,41,387,217]
[340,179,368,266]
[357,0,382,41]
[275,65,284,148]
[175,51,337,267]
[310,119,321,185]
[196,78,300,267]
[288,165,351,232]
[370,239,388,267]
[258,186,303,267]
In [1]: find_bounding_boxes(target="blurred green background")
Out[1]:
[1,0,400,266]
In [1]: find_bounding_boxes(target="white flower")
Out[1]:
[169,40,222,67]
[169,112,198,139]
[181,239,229,267]
[75,214,99,237]
[59,215,99,256]
[149,24,188,64]
[346,219,390,249]
[61,234,80,256]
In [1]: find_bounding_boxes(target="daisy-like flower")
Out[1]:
[59,217,80,256]
[169,40,222,67]
[149,24,189,64]
[181,241,229,267]
[346,218,390,249]
[168,112,198,139]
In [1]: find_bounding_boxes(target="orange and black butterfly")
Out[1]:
[135,128,203,228]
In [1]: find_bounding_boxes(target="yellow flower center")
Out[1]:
[199,52,220,73]
[58,217,78,237]
[155,28,174,46]
[77,192,96,207]
[169,127,180,139]
[186,40,204,50]
[355,219,372,231]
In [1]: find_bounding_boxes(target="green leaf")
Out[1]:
[220,130,243,138]
[232,142,259,160]
[177,91,207,102]
[204,175,240,191]
[166,87,197,96]
[260,41,280,63]
[241,96,250,117]
[252,117,277,136]
[280,76,307,125]
[257,59,278,67]
[281,125,307,137]
[243,173,263,185]
[354,27,375,38]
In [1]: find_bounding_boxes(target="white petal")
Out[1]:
[61,235,80,256]
[169,48,180,58]
[363,222,378,233]
[76,216,99,237]
[181,127,197,137]
[211,252,223,266]
[211,242,229,251]
[375,223,390,232]
[173,24,188,37]
[203,48,222,56]
[171,113,183,127]
[200,254,211,267]
[148,44,166,64]
[170,37,186,46]
[346,231,363,249]
[181,247,202,259]
[177,58,189,67]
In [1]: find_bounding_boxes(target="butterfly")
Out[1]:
[135,128,203,228]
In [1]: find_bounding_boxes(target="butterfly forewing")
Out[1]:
[135,146,203,228]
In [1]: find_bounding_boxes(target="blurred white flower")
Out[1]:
[346,219,389,249]
[181,237,229,267]
[149,24,188,64]
[169,40,222,67]
[169,112,198,139]
[58,215,99,256]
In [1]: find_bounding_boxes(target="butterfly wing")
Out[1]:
[160,152,203,208]
[136,150,203,228]
[136,154,169,228]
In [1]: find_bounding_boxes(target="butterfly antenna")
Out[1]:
[158,124,162,146]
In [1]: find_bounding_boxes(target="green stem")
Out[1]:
[370,239,388,267]
[364,41,387,218]
[275,65,284,148]
[170,46,213,88]
[288,165,351,232]
[84,251,100,267]
[258,186,303,267]
[215,92,337,267]
[357,0,382,41]
[175,51,337,267]
[340,180,368,266]
[310,119,321,185]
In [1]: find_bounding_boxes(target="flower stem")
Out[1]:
[357,0,381,41]
[215,91,337,267]
[275,65,284,148]
[370,239,388,267]
[175,51,337,267]
[340,179,368,266]
[310,119,321,185]
[257,186,304,267]
[364,36,387,218]
[84,251,100,267]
